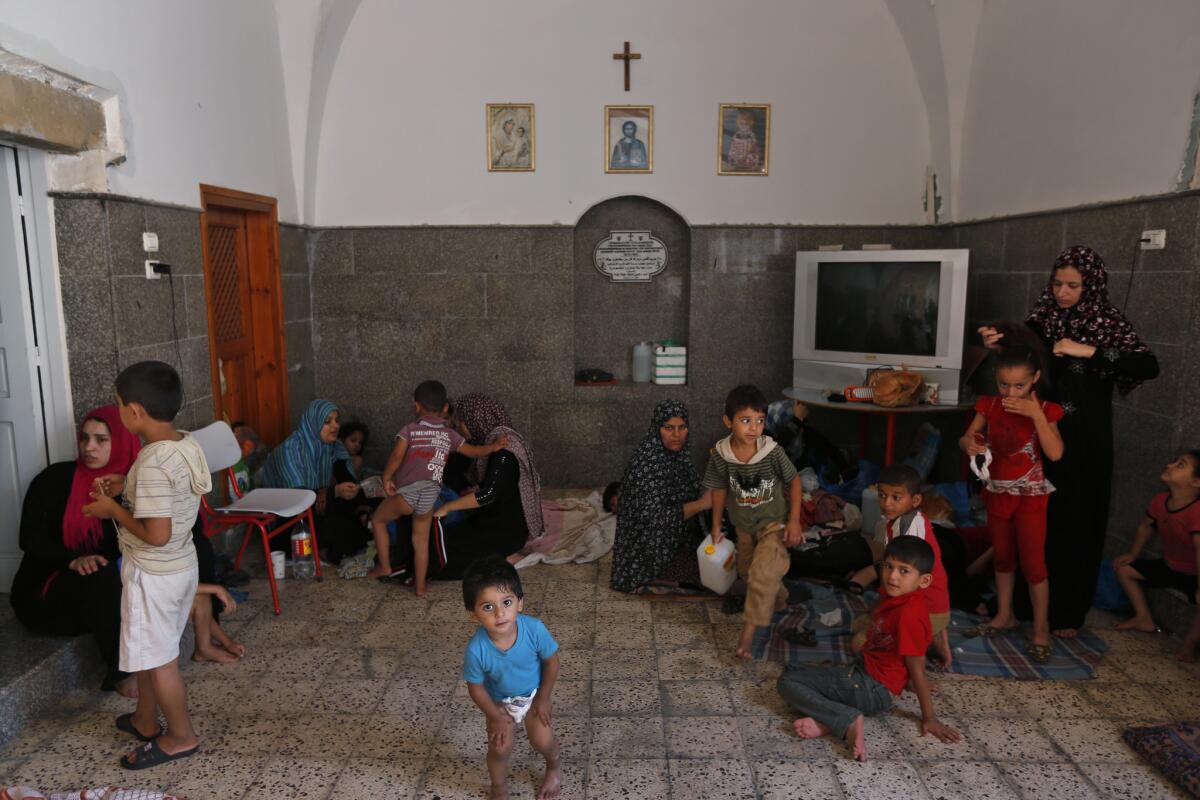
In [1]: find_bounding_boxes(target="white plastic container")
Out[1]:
[632,341,654,383]
[696,534,737,595]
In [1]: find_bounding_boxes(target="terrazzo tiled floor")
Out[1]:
[2,554,1198,799]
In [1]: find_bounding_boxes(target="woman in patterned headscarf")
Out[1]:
[426,393,544,579]
[610,400,713,594]
[980,245,1158,636]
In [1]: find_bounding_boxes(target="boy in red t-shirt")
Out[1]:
[1113,450,1200,662]
[847,464,953,668]
[778,537,961,761]
[960,345,1064,663]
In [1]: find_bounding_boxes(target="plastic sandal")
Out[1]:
[115,713,163,743]
[781,627,817,647]
[1026,641,1054,664]
[961,623,1018,639]
[120,739,199,770]
[721,595,745,614]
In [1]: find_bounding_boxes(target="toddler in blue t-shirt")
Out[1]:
[462,556,561,800]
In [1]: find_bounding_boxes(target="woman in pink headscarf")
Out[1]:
[10,406,141,695]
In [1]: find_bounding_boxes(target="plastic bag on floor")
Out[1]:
[2,789,187,800]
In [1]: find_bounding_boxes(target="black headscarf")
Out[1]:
[610,400,703,592]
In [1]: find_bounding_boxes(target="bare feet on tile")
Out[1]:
[845,714,867,761]
[793,717,828,739]
[538,764,562,800]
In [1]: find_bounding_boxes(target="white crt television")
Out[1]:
[791,249,970,403]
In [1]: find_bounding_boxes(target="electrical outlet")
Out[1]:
[142,232,159,253]
[144,259,162,280]
[1141,229,1166,250]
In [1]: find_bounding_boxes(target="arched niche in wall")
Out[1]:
[573,196,690,381]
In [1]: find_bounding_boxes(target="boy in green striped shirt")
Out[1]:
[705,385,805,659]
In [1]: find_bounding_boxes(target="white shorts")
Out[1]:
[120,559,198,673]
[502,688,538,724]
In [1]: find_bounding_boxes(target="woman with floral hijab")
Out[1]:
[610,400,713,594]
[980,245,1159,636]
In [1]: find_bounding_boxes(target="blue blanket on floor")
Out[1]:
[752,583,1108,681]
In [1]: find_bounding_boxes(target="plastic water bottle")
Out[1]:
[291,525,315,579]
[696,534,737,595]
[631,341,654,383]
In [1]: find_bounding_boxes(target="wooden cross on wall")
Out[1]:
[613,41,641,91]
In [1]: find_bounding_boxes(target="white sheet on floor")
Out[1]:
[514,491,615,568]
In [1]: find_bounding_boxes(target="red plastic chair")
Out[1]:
[191,421,321,615]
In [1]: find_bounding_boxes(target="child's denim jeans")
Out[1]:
[776,662,893,737]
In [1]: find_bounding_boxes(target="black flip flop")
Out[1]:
[115,713,163,743]
[834,578,866,596]
[120,738,199,770]
[781,627,817,647]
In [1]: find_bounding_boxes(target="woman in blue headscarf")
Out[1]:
[259,399,366,563]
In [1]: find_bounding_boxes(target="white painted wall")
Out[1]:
[312,0,932,226]
[0,0,301,220]
[957,0,1200,221]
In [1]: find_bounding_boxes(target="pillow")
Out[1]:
[1123,721,1200,798]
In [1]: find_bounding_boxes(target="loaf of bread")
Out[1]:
[867,369,925,408]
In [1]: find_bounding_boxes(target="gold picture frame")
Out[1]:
[487,104,535,172]
[605,105,653,173]
[718,103,770,176]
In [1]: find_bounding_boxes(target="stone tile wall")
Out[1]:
[279,223,315,426]
[53,195,214,430]
[306,222,947,488]
[949,192,1200,557]
[52,195,316,434]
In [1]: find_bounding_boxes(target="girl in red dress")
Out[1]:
[959,345,1065,663]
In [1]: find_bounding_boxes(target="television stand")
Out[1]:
[783,387,973,467]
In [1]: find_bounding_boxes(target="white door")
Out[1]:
[0,144,51,591]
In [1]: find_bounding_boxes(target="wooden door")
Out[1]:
[199,186,289,446]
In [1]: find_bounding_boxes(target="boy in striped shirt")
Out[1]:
[705,385,806,659]
[84,361,211,770]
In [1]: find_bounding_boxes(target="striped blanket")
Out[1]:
[754,583,1108,681]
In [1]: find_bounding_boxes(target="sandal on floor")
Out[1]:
[721,594,745,614]
[115,713,163,743]
[120,739,199,770]
[781,627,817,647]
[1025,641,1054,664]
[962,623,1018,639]
[834,579,867,596]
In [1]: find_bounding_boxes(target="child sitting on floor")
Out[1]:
[368,381,506,595]
[336,420,369,478]
[704,384,805,660]
[778,536,961,761]
[462,556,561,800]
[845,464,953,668]
[189,522,244,664]
[959,341,1064,664]
[1112,450,1200,662]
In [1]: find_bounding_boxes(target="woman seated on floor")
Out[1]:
[11,406,140,696]
[257,398,369,564]
[410,393,546,579]
[610,400,713,594]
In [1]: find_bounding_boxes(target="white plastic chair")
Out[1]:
[191,421,320,615]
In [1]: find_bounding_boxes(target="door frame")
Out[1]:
[19,147,76,462]
[197,184,290,438]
